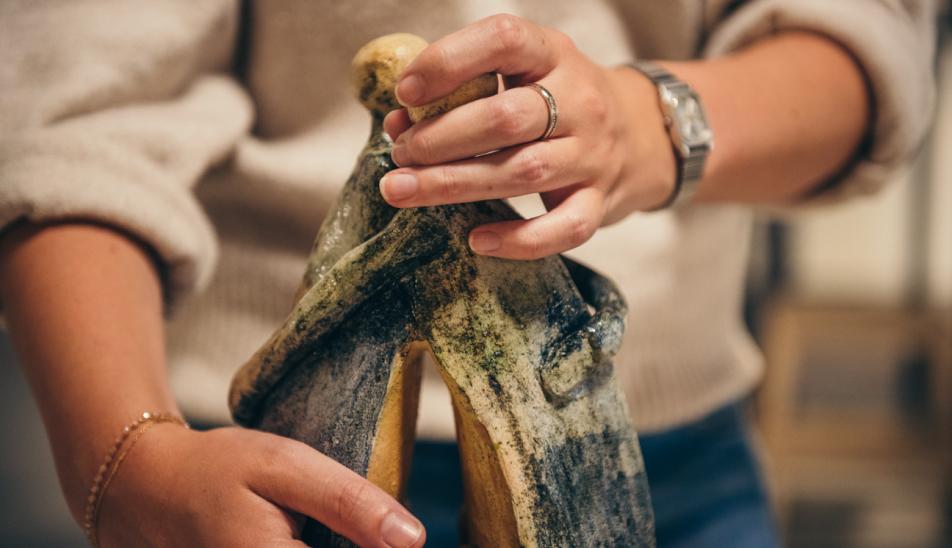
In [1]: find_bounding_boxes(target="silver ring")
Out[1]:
[525,83,558,141]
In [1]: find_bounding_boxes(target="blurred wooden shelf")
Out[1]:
[754,298,952,539]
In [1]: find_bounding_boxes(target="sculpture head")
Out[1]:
[352,33,428,117]
[351,33,498,121]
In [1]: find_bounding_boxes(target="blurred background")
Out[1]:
[2,7,952,548]
[739,6,952,547]
[747,5,952,548]
[737,4,952,546]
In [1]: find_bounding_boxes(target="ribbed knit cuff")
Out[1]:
[0,131,219,311]
[705,0,936,203]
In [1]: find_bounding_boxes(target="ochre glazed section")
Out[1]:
[437,353,521,548]
[367,342,425,498]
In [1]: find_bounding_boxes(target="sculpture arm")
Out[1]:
[230,209,449,424]
[539,257,628,406]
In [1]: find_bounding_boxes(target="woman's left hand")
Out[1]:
[380,14,676,260]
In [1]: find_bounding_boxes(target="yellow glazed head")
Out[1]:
[352,33,498,121]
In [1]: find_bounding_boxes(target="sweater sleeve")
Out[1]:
[0,0,253,307]
[704,0,937,203]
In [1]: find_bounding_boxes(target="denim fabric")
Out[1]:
[405,402,779,548]
[642,403,779,548]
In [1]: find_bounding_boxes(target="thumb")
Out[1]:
[248,439,426,548]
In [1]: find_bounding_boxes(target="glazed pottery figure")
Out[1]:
[229,34,655,547]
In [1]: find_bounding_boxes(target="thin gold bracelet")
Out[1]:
[83,412,188,547]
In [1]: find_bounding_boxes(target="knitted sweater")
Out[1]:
[0,0,935,435]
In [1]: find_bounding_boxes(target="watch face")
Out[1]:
[676,93,712,145]
[661,88,713,150]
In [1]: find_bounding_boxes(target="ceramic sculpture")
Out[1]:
[229,33,655,547]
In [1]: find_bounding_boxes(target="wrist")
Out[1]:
[652,59,728,204]
[625,60,718,210]
[60,405,183,523]
[605,65,677,215]
[89,417,192,546]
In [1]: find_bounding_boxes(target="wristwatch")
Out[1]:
[628,61,714,209]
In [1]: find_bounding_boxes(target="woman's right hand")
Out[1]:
[0,224,423,546]
[95,425,426,547]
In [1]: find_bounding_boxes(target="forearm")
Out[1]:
[614,31,871,205]
[0,222,177,520]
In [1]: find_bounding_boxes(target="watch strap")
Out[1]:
[627,61,711,209]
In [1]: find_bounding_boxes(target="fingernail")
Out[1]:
[391,142,409,166]
[396,75,424,105]
[469,231,501,253]
[380,512,423,548]
[383,111,399,141]
[380,173,418,202]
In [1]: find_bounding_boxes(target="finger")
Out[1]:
[381,137,590,207]
[248,439,425,548]
[222,493,307,547]
[248,497,307,543]
[391,85,563,166]
[468,185,604,260]
[383,109,412,142]
[396,14,559,106]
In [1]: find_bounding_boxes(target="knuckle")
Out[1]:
[409,132,436,164]
[513,149,550,187]
[490,14,529,52]
[580,87,609,125]
[434,167,463,199]
[256,439,286,468]
[552,31,576,52]
[522,230,549,259]
[491,98,529,138]
[202,426,232,447]
[429,44,454,79]
[564,213,595,247]
[258,438,297,470]
[332,478,377,525]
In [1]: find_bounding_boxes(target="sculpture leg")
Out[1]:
[439,356,521,547]
[365,341,427,497]
[430,342,653,547]
[409,204,655,547]
[230,210,447,546]
[254,287,424,546]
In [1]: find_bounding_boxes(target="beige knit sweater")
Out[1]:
[0,1,935,436]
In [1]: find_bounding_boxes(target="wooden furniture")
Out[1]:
[757,299,952,544]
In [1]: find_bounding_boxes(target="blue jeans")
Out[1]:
[643,403,779,548]
[405,402,779,547]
